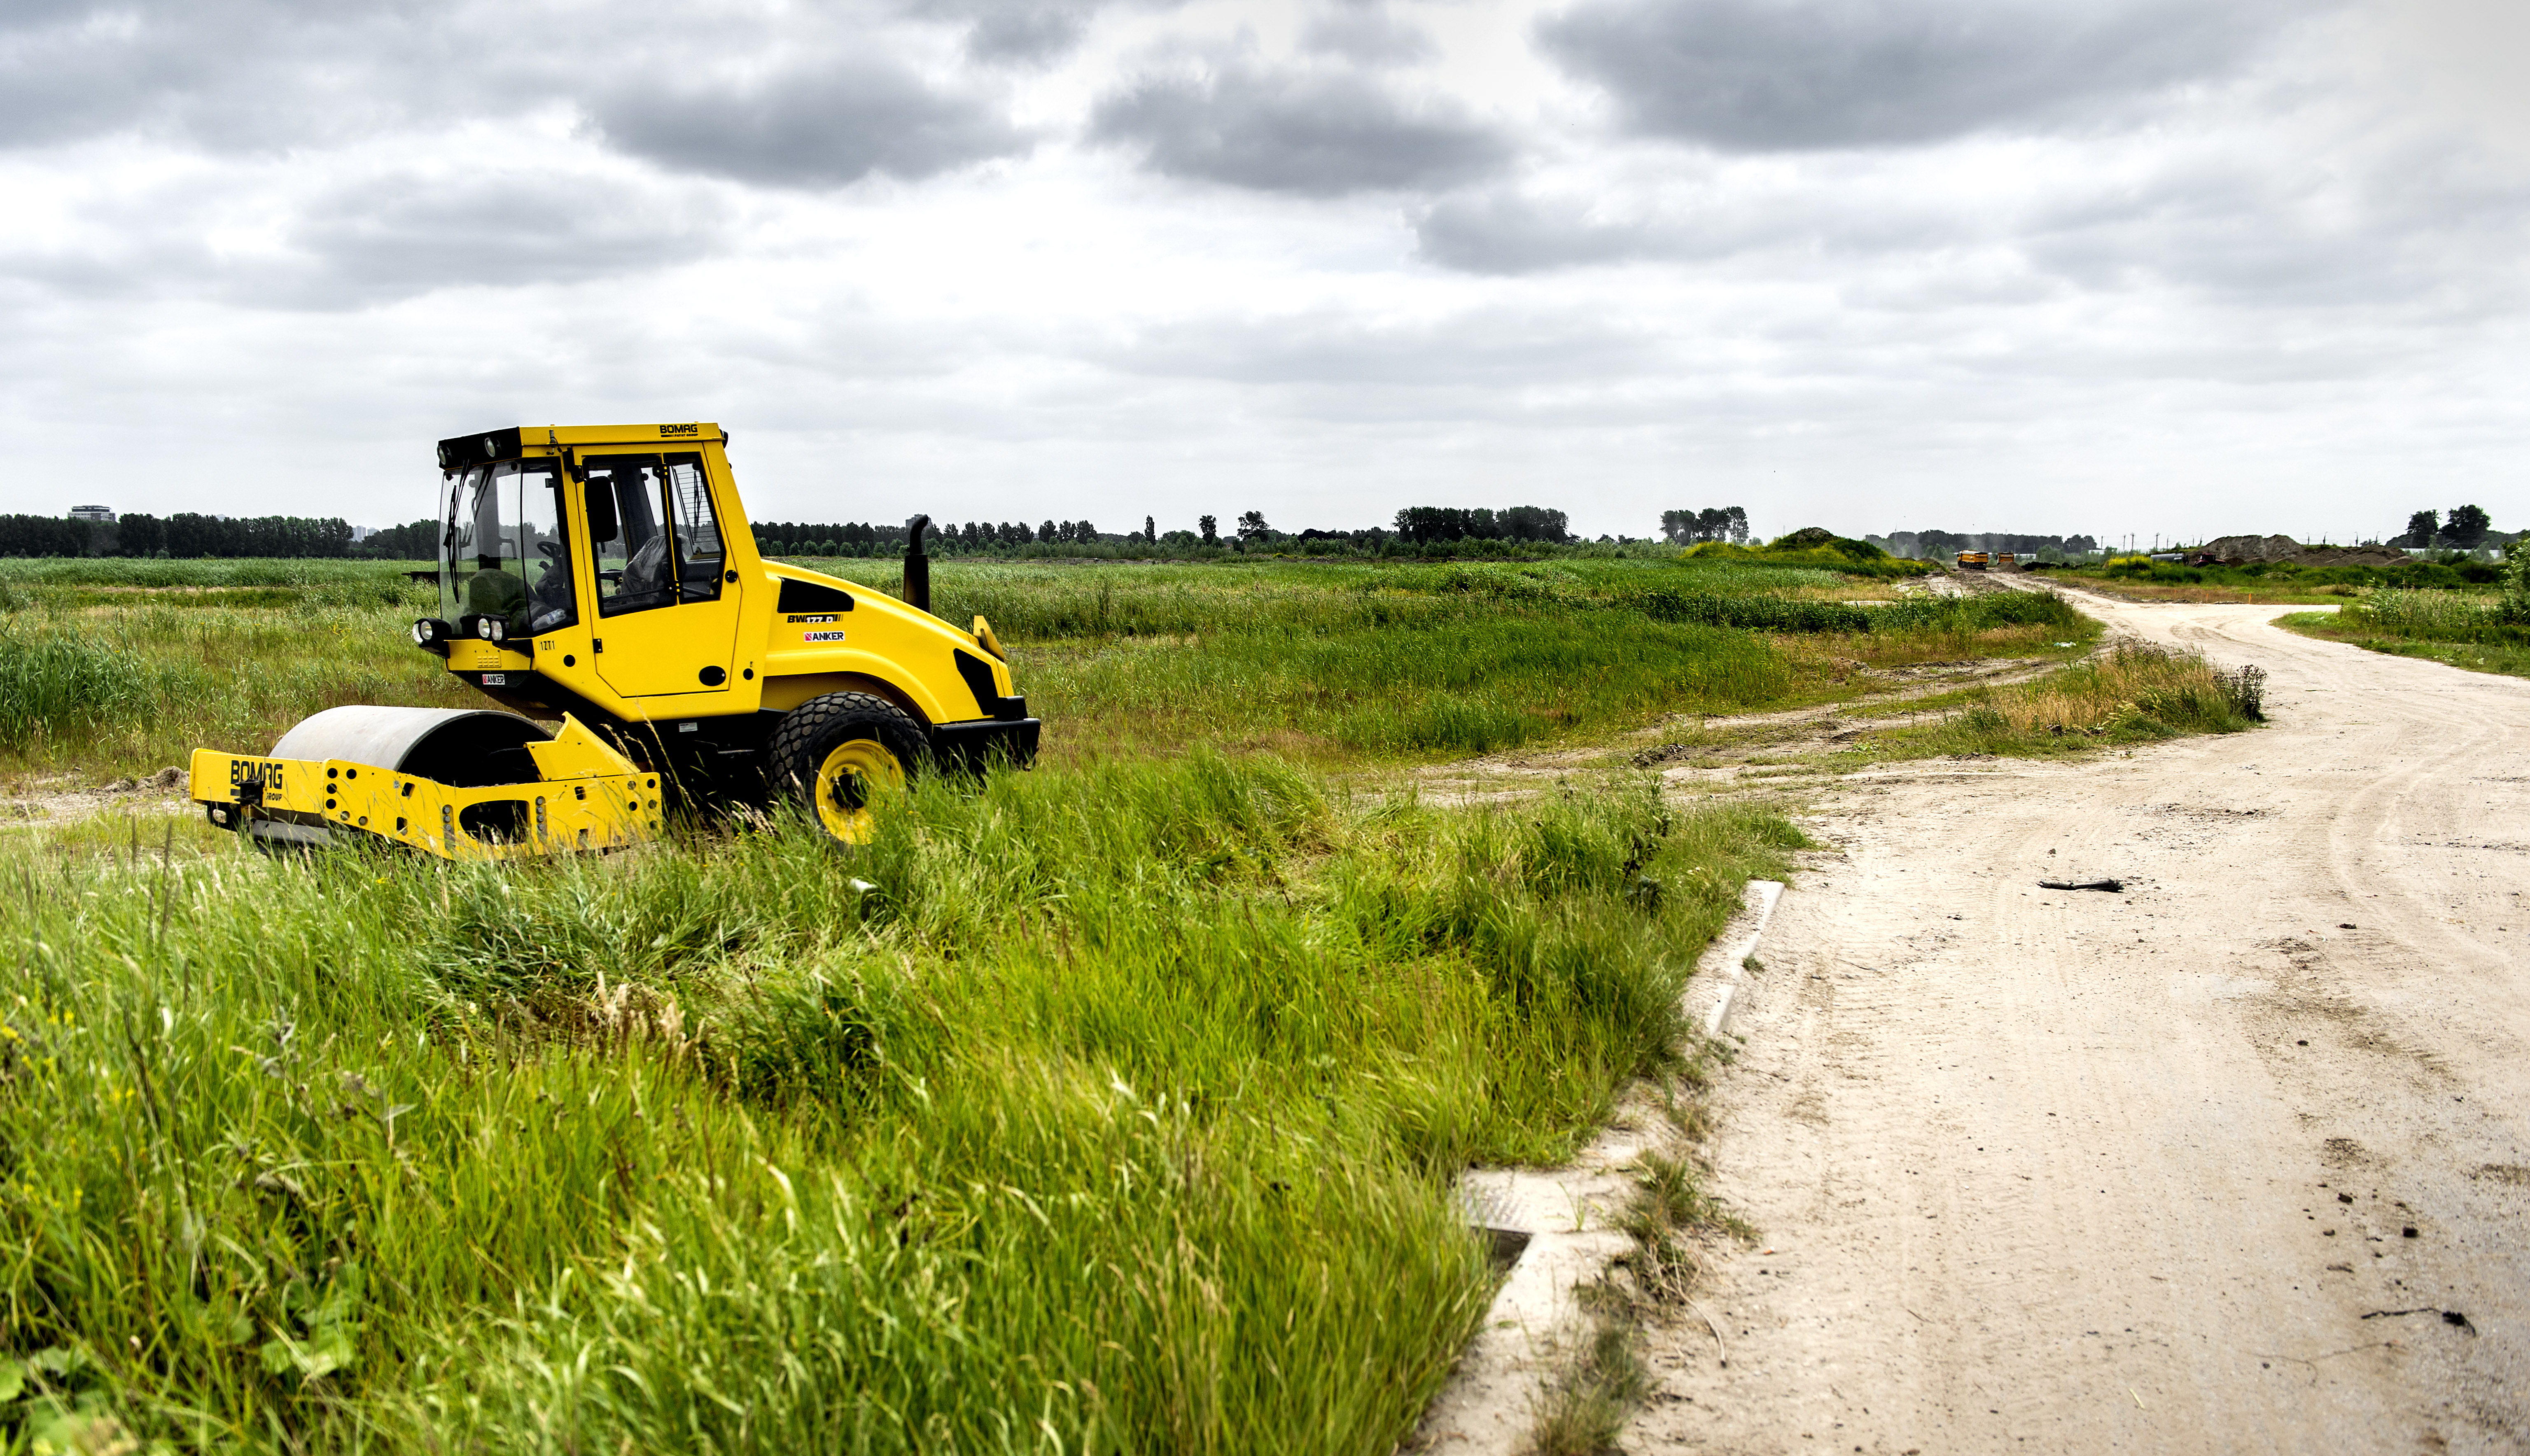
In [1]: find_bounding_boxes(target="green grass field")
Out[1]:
[2053,553,2508,605]
[0,555,2084,779]
[0,552,2158,1452]
[2278,597,2530,680]
[0,757,1805,1452]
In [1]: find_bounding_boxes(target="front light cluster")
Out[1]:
[483,617,507,644]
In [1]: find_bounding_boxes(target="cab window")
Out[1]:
[583,455,674,618]
[441,459,572,637]
[664,452,724,603]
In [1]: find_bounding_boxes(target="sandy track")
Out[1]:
[1634,601,2530,1454]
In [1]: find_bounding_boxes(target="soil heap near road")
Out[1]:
[2199,533,2412,567]
[1631,592,2530,1454]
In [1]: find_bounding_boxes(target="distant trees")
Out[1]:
[0,513,359,558]
[1390,506,1569,544]
[749,521,905,556]
[2393,506,2494,550]
[1199,515,1218,546]
[1143,515,1156,544]
[1875,530,2098,561]
[2444,504,2491,549]
[358,520,438,559]
[0,516,95,557]
[1660,507,1748,546]
[1236,510,1271,545]
[166,515,354,557]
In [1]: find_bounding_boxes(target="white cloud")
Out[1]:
[0,0,2522,545]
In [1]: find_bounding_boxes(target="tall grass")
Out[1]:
[2350,589,2528,644]
[0,754,1804,1452]
[0,603,469,774]
[0,636,150,750]
[1629,589,2079,636]
[0,560,432,614]
[1915,641,2259,753]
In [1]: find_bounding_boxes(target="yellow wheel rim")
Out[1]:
[813,738,903,844]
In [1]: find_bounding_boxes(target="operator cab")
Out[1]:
[439,457,576,644]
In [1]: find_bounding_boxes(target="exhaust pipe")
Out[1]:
[904,514,932,615]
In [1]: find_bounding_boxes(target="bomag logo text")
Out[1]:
[659,423,702,437]
[229,760,282,790]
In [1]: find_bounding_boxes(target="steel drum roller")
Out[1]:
[270,707,553,789]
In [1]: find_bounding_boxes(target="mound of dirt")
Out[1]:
[2199,533,2409,567]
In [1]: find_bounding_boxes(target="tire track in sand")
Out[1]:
[1631,601,2530,1454]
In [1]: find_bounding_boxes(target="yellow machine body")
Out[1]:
[191,715,660,863]
[1956,551,1991,570]
[192,422,1037,856]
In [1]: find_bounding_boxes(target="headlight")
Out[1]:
[484,618,506,643]
[413,618,439,645]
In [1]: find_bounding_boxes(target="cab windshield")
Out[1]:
[440,460,577,638]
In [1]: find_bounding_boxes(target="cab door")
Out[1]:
[579,451,742,698]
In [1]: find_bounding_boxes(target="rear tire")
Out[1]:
[767,692,926,846]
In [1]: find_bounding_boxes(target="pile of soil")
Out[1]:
[2198,533,2410,567]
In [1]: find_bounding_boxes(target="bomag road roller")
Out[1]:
[190,422,1037,859]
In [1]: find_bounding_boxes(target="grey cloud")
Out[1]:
[1413,179,1945,274]
[274,173,725,307]
[1536,0,2290,150]
[904,0,1097,61]
[1415,193,1667,273]
[1092,60,1508,195]
[1098,306,1659,392]
[3,169,721,310]
[1301,7,1440,67]
[2,2,1029,188]
[0,1,464,152]
[587,62,1026,187]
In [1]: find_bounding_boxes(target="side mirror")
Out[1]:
[584,480,619,544]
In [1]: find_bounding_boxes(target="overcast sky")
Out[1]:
[2,0,2525,543]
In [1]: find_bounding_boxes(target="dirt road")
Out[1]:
[1634,599,2530,1453]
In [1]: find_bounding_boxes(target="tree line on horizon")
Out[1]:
[0,513,364,559]
[1659,507,1750,545]
[2395,506,2494,550]
[1871,530,2103,560]
[0,501,1869,560]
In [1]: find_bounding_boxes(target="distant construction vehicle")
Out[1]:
[1994,552,2017,569]
[192,422,1039,859]
[1956,551,1991,570]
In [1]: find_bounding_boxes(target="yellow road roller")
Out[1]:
[191,422,1038,859]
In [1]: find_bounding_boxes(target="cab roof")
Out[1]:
[435,423,726,470]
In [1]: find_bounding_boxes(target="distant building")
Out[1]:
[69,505,114,523]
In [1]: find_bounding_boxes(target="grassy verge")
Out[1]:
[1622,639,2261,773]
[2054,553,2508,604]
[0,754,1803,1453]
[2276,607,2530,680]
[892,560,2084,763]
[1923,640,2264,749]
